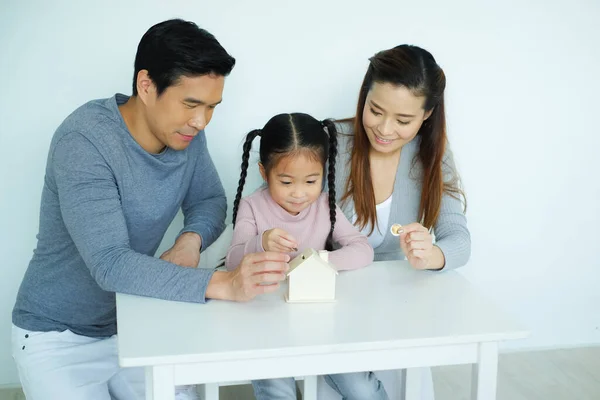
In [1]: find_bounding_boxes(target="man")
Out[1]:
[12,19,288,400]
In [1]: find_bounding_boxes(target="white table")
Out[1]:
[116,261,528,400]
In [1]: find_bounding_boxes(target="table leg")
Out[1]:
[471,342,499,400]
[145,365,175,400]
[303,376,318,400]
[199,383,219,400]
[400,368,424,400]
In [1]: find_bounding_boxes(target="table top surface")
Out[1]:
[117,261,527,367]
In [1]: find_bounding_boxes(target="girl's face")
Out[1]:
[260,152,324,215]
[362,82,432,156]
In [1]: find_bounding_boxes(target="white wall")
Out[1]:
[1,0,599,386]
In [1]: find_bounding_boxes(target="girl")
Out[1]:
[225,113,373,271]
[225,112,375,400]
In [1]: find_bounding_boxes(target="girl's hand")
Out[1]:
[398,223,438,270]
[262,229,298,253]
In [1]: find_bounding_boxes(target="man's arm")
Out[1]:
[179,132,227,251]
[53,132,213,302]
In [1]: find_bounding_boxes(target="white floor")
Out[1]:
[434,346,600,400]
[2,347,599,399]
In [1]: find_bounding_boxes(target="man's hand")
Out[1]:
[160,232,202,268]
[206,252,290,301]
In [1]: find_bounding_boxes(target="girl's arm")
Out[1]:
[225,198,266,271]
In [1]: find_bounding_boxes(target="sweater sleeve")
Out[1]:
[434,149,471,270]
[180,132,227,250]
[328,205,375,271]
[52,132,213,303]
[225,198,265,271]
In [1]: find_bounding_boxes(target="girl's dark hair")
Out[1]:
[132,19,235,96]
[233,113,338,251]
[341,44,465,233]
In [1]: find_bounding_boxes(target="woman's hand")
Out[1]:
[398,223,444,270]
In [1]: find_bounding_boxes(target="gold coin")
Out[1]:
[390,224,403,236]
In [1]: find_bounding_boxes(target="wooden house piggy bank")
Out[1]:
[285,248,338,303]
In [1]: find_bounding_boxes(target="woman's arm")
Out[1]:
[433,150,471,270]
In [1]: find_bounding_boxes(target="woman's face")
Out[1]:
[362,82,432,155]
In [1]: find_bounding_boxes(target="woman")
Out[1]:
[324,44,471,399]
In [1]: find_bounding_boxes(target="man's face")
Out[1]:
[141,73,225,152]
